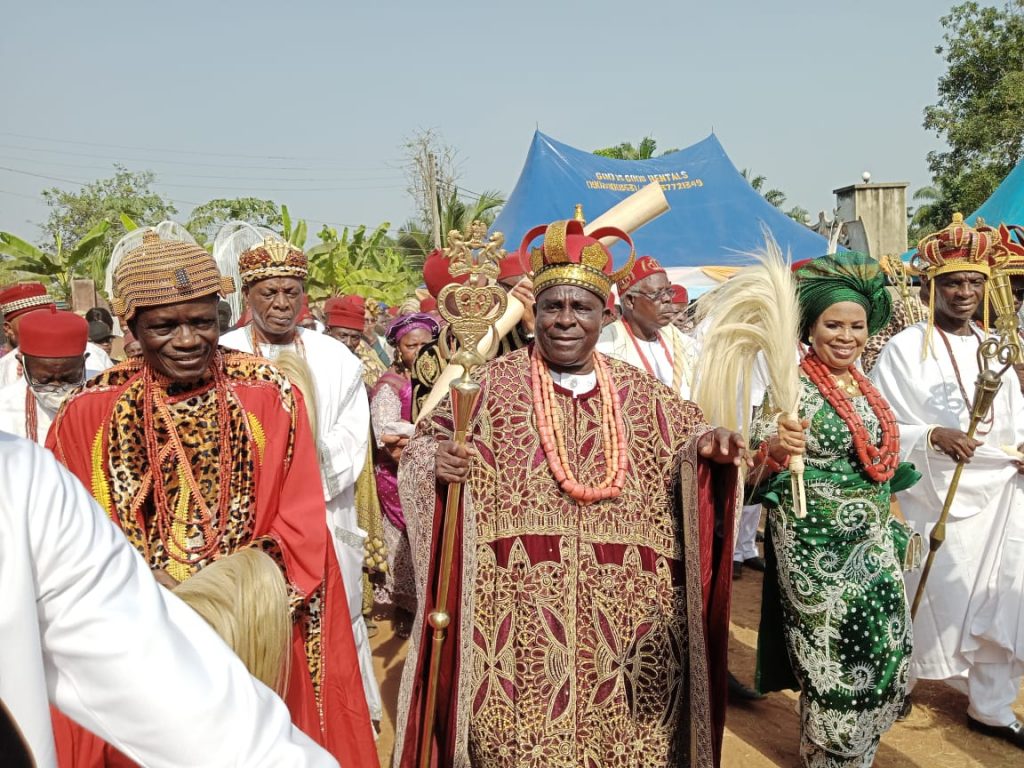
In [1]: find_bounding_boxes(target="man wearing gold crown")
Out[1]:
[871,215,1024,749]
[393,219,746,768]
[45,231,378,767]
[218,232,382,726]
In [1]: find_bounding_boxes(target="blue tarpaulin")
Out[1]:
[491,131,830,268]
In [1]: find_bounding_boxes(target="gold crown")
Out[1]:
[911,213,1006,278]
[237,237,308,286]
[519,219,634,300]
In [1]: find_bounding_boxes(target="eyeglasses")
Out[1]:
[628,288,675,304]
[24,370,85,394]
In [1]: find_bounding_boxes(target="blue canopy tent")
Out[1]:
[901,157,1024,260]
[491,131,829,291]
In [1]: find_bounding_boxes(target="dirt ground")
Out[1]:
[369,558,1023,767]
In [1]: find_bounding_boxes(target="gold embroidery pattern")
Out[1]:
[398,348,712,767]
[90,427,112,516]
[246,412,266,463]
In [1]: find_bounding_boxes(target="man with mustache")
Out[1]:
[596,255,698,399]
[45,231,377,767]
[394,219,746,768]
[219,233,381,727]
[872,214,1024,749]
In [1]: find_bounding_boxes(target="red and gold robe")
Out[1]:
[45,350,378,768]
[394,348,736,768]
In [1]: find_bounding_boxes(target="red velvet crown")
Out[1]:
[911,213,1004,278]
[519,219,634,300]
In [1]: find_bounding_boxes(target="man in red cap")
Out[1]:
[596,256,699,399]
[0,283,112,386]
[325,294,386,387]
[668,283,691,332]
[0,307,88,445]
[395,219,745,768]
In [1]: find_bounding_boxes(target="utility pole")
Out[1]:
[427,152,442,250]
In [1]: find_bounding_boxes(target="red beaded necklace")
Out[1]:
[530,346,628,504]
[24,386,37,443]
[142,353,234,565]
[800,351,901,483]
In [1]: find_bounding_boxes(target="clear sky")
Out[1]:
[0,0,948,243]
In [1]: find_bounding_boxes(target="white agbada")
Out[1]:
[871,323,1024,714]
[220,325,381,719]
[0,378,54,445]
[596,318,697,399]
[0,432,337,768]
[0,341,112,385]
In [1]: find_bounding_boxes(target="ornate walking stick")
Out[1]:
[418,221,508,768]
[911,269,1022,618]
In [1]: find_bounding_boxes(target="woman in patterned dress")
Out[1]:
[749,253,921,767]
[370,313,439,636]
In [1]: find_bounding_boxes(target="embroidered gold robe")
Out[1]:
[394,348,735,768]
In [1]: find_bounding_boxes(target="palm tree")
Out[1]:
[397,188,505,265]
[908,185,941,243]
[593,136,678,160]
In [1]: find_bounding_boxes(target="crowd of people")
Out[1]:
[0,210,1022,768]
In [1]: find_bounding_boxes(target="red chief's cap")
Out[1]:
[616,255,666,293]
[324,295,366,331]
[670,284,689,304]
[0,282,56,321]
[423,249,469,298]
[18,306,87,358]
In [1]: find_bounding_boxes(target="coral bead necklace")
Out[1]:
[800,351,901,483]
[530,346,628,504]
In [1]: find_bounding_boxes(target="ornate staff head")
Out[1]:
[436,220,509,372]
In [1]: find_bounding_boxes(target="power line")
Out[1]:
[0,131,401,170]
[0,153,405,183]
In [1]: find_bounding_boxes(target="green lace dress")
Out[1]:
[752,374,919,768]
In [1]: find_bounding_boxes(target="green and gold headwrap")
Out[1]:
[796,252,892,339]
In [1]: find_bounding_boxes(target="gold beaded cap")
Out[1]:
[237,237,308,286]
[911,213,1006,278]
[112,231,235,320]
[518,219,635,301]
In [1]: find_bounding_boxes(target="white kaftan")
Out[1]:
[871,322,1024,724]
[220,326,381,719]
[0,378,54,445]
[0,431,337,768]
[597,318,697,399]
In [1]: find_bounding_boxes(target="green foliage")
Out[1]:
[38,166,175,296]
[186,197,282,246]
[921,1,1024,230]
[741,169,808,223]
[0,220,112,302]
[397,188,505,264]
[593,136,678,159]
[306,222,419,305]
[280,204,308,248]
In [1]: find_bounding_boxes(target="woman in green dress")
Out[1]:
[748,253,920,767]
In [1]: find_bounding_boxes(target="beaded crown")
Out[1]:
[519,219,634,301]
[237,237,308,286]
[983,222,1024,276]
[0,282,55,320]
[910,213,1005,278]
[112,231,235,320]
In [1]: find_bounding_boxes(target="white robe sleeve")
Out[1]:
[318,365,369,500]
[0,434,337,768]
[868,326,934,460]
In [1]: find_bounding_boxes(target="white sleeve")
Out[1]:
[21,440,337,768]
[319,364,369,499]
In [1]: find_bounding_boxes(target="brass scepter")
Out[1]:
[880,254,927,325]
[911,269,1022,618]
[418,221,508,768]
